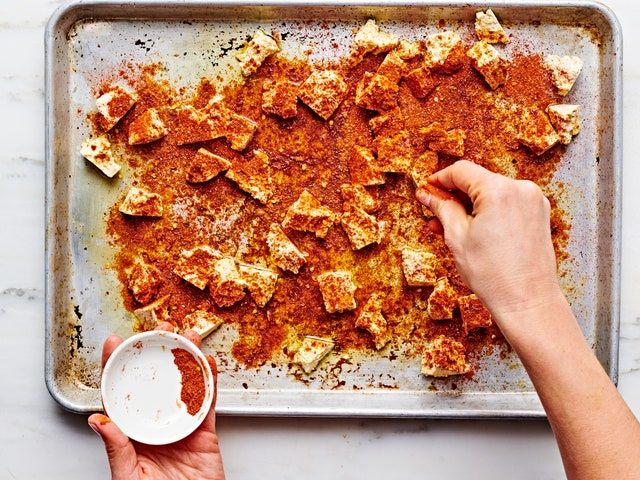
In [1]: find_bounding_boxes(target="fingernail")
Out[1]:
[88,422,102,437]
[416,189,432,207]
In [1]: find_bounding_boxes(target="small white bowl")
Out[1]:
[101,331,214,445]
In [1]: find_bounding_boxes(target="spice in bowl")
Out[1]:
[172,348,206,416]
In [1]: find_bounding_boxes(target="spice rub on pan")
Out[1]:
[83,14,577,379]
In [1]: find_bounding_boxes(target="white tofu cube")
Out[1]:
[186,148,232,183]
[173,246,221,290]
[401,248,438,287]
[95,85,138,131]
[545,55,583,96]
[348,145,385,186]
[355,294,390,350]
[459,294,493,334]
[209,257,247,308]
[125,256,161,304]
[282,190,336,239]
[427,277,458,320]
[128,108,167,145]
[354,19,398,54]
[119,187,164,217]
[340,208,383,250]
[236,30,280,77]
[266,223,307,273]
[466,41,509,90]
[297,70,348,120]
[340,184,379,213]
[80,136,121,178]
[133,295,171,332]
[475,9,509,44]
[317,271,357,313]
[225,149,273,204]
[517,107,561,155]
[294,336,334,373]
[546,104,580,145]
[421,335,469,377]
[238,263,279,307]
[182,310,224,339]
[423,31,465,73]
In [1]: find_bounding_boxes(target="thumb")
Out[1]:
[416,185,469,240]
[88,414,137,479]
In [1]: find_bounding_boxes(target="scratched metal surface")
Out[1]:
[45,0,622,416]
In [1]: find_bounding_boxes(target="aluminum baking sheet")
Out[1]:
[45,0,622,417]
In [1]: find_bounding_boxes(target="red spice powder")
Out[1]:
[171,348,206,415]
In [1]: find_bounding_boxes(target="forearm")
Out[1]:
[496,296,640,480]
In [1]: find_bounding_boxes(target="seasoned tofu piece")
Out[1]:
[348,145,385,186]
[427,277,458,320]
[128,108,167,145]
[172,104,224,146]
[96,85,138,131]
[545,55,583,96]
[282,190,336,239]
[376,130,414,173]
[182,310,224,339]
[546,104,580,145]
[420,122,466,157]
[119,187,163,217]
[317,271,357,313]
[173,246,221,290]
[186,148,232,183]
[401,248,438,287]
[262,79,299,119]
[209,257,247,307]
[266,223,307,273]
[133,295,170,332]
[341,208,383,250]
[238,263,279,307]
[236,30,280,77]
[423,31,465,74]
[466,41,509,90]
[377,50,407,84]
[355,72,399,112]
[517,107,560,155]
[340,184,379,213]
[353,19,398,55]
[410,151,439,190]
[293,336,334,373]
[405,66,441,99]
[297,70,348,120]
[459,294,493,334]
[225,111,258,151]
[80,136,121,178]
[356,294,391,350]
[475,9,509,44]
[396,40,423,60]
[125,257,162,304]
[369,107,405,136]
[421,335,469,377]
[225,149,273,204]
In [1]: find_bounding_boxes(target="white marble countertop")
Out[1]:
[1,0,638,478]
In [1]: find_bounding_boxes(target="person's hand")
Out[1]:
[416,160,565,324]
[88,322,226,480]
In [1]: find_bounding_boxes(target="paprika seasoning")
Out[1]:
[171,348,206,416]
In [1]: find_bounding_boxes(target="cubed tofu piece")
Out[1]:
[517,107,560,155]
[225,149,273,204]
[266,223,307,273]
[172,104,224,146]
[420,122,466,157]
[348,145,386,186]
[421,335,469,377]
[405,66,441,99]
[356,294,391,349]
[545,55,583,96]
[119,187,163,217]
[353,19,398,55]
[475,9,509,44]
[317,271,357,313]
[377,50,407,84]
[376,131,415,172]
[466,41,509,90]
[186,148,232,183]
[294,336,334,373]
[128,108,167,145]
[80,136,121,178]
[340,184,379,213]
[355,72,399,113]
[297,70,349,120]
[423,31,465,74]
[173,246,221,290]
[209,257,247,307]
[410,151,439,189]
[427,277,458,320]
[182,310,224,339]
[262,79,299,119]
[546,104,580,145]
[459,294,493,334]
[396,40,423,60]
[236,30,280,77]
[238,263,279,307]
[125,257,162,304]
[282,190,336,239]
[133,295,170,332]
[369,107,405,136]
[402,248,438,287]
[96,85,138,131]
[225,111,258,151]
[340,209,383,250]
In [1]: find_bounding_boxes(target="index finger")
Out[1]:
[428,160,498,201]
[102,335,123,369]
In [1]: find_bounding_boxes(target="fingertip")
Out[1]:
[102,336,123,369]
[415,188,432,208]
[155,321,175,332]
[183,329,202,348]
